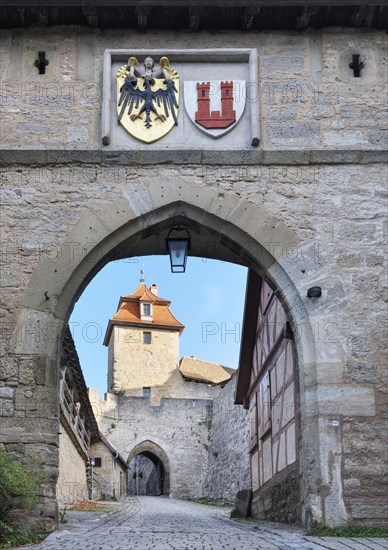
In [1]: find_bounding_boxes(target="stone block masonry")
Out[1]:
[0,25,387,529]
[95,393,214,499]
[56,420,88,506]
[95,380,251,504]
[203,376,251,505]
[0,29,386,153]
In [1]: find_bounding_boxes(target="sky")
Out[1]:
[69,255,248,398]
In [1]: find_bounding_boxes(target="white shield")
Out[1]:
[184,80,246,139]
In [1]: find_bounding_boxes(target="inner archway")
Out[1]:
[129,453,164,496]
[127,441,171,496]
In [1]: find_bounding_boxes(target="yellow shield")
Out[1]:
[116,58,179,144]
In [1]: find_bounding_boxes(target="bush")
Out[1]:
[0,521,44,548]
[0,449,44,547]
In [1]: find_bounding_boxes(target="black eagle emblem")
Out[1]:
[117,56,179,130]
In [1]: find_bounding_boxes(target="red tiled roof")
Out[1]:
[103,284,184,345]
[124,284,170,303]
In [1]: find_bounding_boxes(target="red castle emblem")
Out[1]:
[195,81,236,129]
[184,79,246,139]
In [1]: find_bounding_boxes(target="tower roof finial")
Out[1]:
[140,263,145,283]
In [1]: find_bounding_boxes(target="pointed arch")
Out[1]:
[127,440,171,496]
[10,187,328,524]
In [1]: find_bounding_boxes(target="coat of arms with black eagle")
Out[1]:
[116,56,179,143]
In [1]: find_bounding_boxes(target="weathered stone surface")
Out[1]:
[203,377,250,505]
[251,468,301,524]
[0,26,386,531]
[231,489,252,518]
[346,363,378,383]
[0,387,14,399]
[268,122,320,143]
[94,393,214,499]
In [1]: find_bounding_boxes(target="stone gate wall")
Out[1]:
[0,26,387,529]
[0,29,386,150]
[93,393,214,499]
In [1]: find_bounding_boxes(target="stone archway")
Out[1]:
[6,179,339,529]
[127,441,171,496]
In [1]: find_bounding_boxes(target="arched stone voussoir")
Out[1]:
[19,193,305,335]
[20,213,123,317]
[138,176,302,264]
[127,439,170,465]
[143,176,215,217]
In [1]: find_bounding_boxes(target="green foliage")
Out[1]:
[0,449,43,517]
[59,507,68,524]
[0,449,45,548]
[114,389,126,397]
[0,521,44,549]
[307,524,388,538]
[111,422,117,429]
[212,450,218,458]
[195,498,210,505]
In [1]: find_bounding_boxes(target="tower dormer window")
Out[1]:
[140,302,153,321]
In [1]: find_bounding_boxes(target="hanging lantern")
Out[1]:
[165,226,191,273]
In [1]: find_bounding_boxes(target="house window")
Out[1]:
[143,332,152,344]
[143,387,151,398]
[142,303,151,316]
[94,457,102,468]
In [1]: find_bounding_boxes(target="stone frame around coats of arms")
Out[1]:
[102,48,259,150]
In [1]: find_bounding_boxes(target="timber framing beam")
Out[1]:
[295,6,319,31]
[1,1,387,30]
[2,1,386,5]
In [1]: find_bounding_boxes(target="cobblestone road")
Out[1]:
[16,497,388,550]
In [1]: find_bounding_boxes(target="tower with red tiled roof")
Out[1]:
[103,281,185,397]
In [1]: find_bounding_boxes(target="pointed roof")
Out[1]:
[127,284,170,303]
[103,283,184,345]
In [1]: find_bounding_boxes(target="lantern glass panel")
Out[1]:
[167,238,189,273]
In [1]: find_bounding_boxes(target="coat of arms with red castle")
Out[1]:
[184,79,246,138]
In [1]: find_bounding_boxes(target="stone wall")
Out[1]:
[95,393,213,499]
[203,376,250,505]
[251,468,300,525]
[56,420,89,505]
[107,326,218,403]
[107,326,179,398]
[0,26,386,528]
[0,29,386,151]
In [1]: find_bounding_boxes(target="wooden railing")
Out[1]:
[60,370,91,455]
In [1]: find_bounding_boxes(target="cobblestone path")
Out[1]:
[15,497,388,550]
